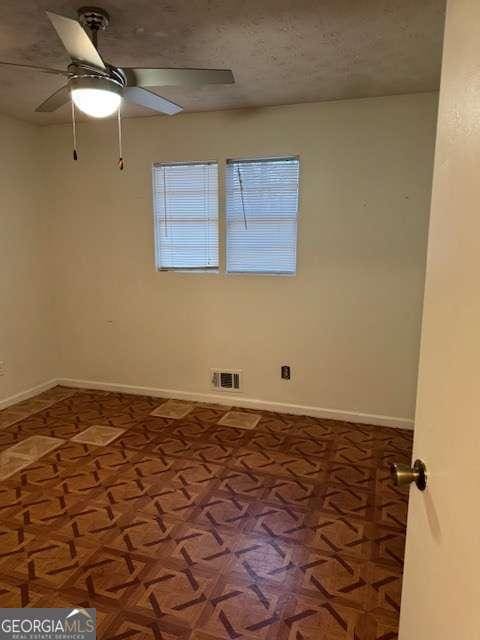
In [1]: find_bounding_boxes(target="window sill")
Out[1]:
[226,271,296,277]
[156,268,296,277]
[157,268,219,274]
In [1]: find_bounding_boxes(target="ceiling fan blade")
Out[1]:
[124,87,182,115]
[0,61,68,76]
[35,85,71,112]
[46,11,105,70]
[123,67,234,88]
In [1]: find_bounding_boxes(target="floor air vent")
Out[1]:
[211,369,242,392]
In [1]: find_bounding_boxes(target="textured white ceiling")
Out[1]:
[0,0,445,124]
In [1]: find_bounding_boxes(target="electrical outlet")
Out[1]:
[281,365,291,380]
[0,361,6,376]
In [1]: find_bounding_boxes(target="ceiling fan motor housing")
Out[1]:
[69,74,123,97]
[68,61,127,87]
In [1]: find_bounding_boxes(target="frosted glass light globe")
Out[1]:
[71,87,122,118]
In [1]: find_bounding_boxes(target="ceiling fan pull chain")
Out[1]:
[71,97,78,161]
[117,106,124,170]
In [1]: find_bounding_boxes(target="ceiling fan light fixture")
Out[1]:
[70,75,122,118]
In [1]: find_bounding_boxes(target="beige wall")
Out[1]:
[0,113,57,404]
[0,94,435,422]
[36,92,436,425]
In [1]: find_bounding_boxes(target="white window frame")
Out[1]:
[152,155,300,276]
[152,160,219,273]
[224,155,300,276]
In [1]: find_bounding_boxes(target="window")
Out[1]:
[152,156,300,275]
[153,162,218,270]
[225,156,299,274]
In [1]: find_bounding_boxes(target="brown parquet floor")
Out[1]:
[0,386,413,640]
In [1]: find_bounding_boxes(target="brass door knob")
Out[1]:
[390,459,427,491]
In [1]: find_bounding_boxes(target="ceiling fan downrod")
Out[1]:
[77,6,110,49]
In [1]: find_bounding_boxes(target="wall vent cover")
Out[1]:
[211,369,242,392]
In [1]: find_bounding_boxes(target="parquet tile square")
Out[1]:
[206,426,249,447]
[331,443,378,468]
[328,462,376,491]
[0,408,34,430]
[299,552,401,614]
[193,493,253,532]
[65,548,149,605]
[0,524,37,562]
[8,489,86,531]
[287,435,331,459]
[151,400,194,420]
[170,523,237,572]
[90,475,151,513]
[113,426,162,450]
[263,477,316,509]
[293,418,338,440]
[4,536,96,589]
[0,579,47,607]
[90,446,141,473]
[191,404,231,423]
[256,416,295,435]
[308,512,378,561]
[230,535,305,589]
[218,411,261,430]
[150,434,198,458]
[135,563,217,626]
[53,463,117,496]
[43,441,99,466]
[282,594,367,639]
[0,450,32,481]
[141,484,202,521]
[57,504,124,544]
[0,429,25,453]
[248,431,290,453]
[9,435,64,458]
[373,528,406,568]
[101,614,185,640]
[234,448,327,482]
[250,504,311,545]
[170,420,213,440]
[36,591,118,638]
[171,459,223,489]
[217,469,267,499]
[72,425,125,446]
[107,515,179,557]
[0,386,413,639]
[320,485,375,521]
[190,443,234,465]
[6,460,61,491]
[198,578,287,640]
[0,485,37,521]
[374,495,409,532]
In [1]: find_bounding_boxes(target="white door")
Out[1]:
[399,0,480,637]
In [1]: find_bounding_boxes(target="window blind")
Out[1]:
[153,162,218,270]
[225,156,299,274]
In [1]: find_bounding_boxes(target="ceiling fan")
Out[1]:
[0,6,235,118]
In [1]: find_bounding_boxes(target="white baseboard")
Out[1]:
[0,377,414,430]
[58,377,414,430]
[0,379,58,411]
